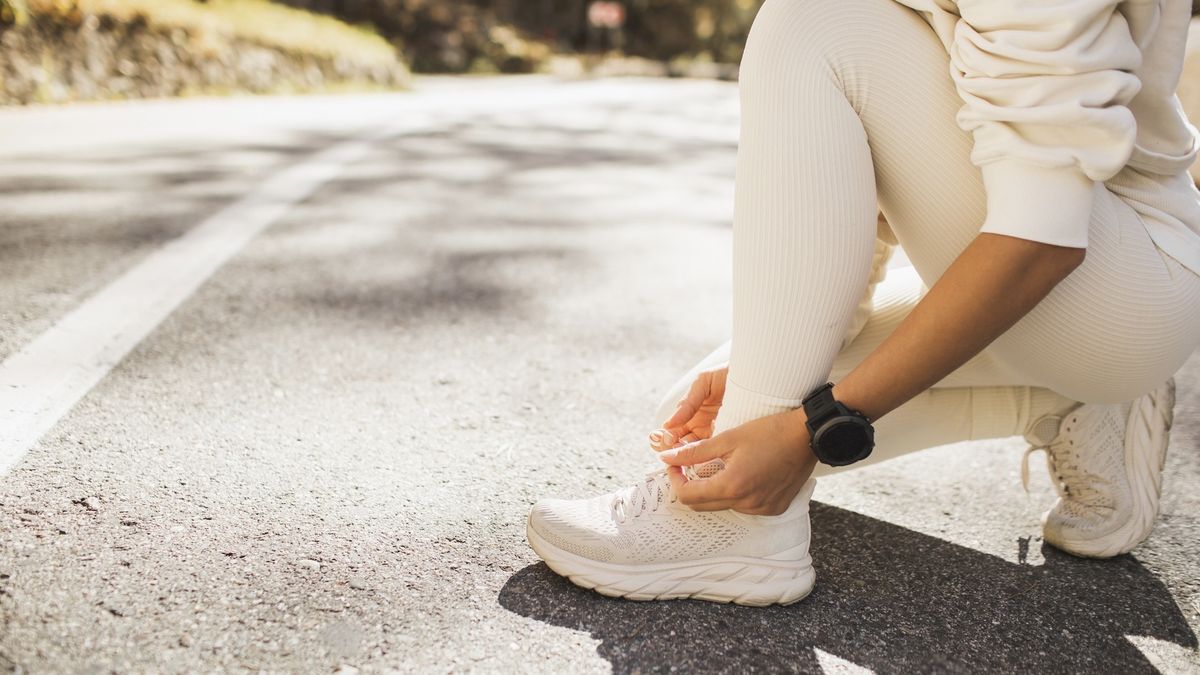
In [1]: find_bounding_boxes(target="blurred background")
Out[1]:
[5,0,1200,183]
[4,2,1200,673]
[0,0,765,105]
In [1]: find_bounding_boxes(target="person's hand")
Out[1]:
[658,408,817,515]
[649,365,728,451]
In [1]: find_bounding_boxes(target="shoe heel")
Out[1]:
[765,543,814,563]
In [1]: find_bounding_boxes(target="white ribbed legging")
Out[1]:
[653,0,1200,478]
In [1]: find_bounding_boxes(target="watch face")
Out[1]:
[815,417,874,465]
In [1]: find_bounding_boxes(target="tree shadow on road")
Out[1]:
[498,502,1195,673]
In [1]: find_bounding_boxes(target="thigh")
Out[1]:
[985,193,1200,403]
[801,0,988,282]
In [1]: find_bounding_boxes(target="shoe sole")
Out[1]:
[526,515,816,607]
[1047,379,1174,558]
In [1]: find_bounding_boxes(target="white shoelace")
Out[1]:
[610,459,727,523]
[611,469,675,523]
[1021,417,1108,508]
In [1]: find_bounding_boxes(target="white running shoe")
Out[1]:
[526,462,817,606]
[1021,378,1176,558]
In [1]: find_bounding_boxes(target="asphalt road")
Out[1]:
[0,75,1198,674]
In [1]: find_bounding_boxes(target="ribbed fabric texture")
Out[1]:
[894,0,1200,275]
[712,0,882,434]
[657,269,1080,474]
[699,0,1200,441]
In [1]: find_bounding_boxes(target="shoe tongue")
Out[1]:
[633,460,727,512]
[1026,415,1063,446]
[683,458,726,481]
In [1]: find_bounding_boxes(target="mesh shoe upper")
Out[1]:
[1021,379,1174,553]
[1023,401,1131,535]
[529,465,815,566]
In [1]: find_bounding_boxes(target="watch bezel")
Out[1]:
[810,413,875,466]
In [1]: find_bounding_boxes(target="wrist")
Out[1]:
[829,382,865,421]
[802,381,876,466]
[784,407,814,461]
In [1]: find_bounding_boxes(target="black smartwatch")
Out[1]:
[801,382,875,466]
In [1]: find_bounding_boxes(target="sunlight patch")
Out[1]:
[814,648,875,674]
[1124,635,1200,672]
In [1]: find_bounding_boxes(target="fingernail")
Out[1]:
[649,430,663,442]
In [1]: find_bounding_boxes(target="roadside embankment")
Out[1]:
[0,0,411,105]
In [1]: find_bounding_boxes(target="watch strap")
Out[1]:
[801,382,838,426]
[802,381,876,467]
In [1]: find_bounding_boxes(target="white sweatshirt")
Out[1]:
[892,0,1200,275]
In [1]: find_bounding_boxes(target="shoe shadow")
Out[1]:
[498,503,1195,673]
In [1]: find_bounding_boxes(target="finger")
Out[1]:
[665,411,717,447]
[661,374,710,429]
[667,427,709,449]
[666,464,687,492]
[682,497,740,512]
[648,428,678,451]
[662,424,692,447]
[658,437,726,467]
[652,427,681,449]
[661,406,694,433]
[667,466,736,510]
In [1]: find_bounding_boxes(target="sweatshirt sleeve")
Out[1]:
[950,0,1144,248]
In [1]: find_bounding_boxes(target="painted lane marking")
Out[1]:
[0,123,406,475]
[0,80,721,475]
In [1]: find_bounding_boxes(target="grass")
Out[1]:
[26,0,399,65]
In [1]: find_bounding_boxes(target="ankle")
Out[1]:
[713,379,803,435]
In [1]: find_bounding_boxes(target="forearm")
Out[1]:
[824,232,1085,422]
[663,235,1085,514]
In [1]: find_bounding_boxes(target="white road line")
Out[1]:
[0,121,408,475]
[0,80,723,476]
[814,648,876,675]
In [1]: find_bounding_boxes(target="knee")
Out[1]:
[991,329,1184,404]
[1045,366,1167,405]
[739,0,841,89]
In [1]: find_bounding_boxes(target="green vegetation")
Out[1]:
[274,0,764,74]
[26,0,399,65]
[0,0,30,25]
[2,0,409,105]
[279,0,1200,74]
